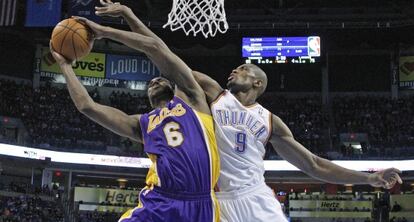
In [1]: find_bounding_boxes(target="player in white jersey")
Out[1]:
[192,65,402,221]
[92,1,402,221]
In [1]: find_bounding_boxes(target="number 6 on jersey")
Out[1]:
[163,122,184,147]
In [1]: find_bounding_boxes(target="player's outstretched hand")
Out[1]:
[95,0,127,17]
[72,16,106,40]
[368,168,402,189]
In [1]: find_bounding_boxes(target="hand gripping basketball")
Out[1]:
[50,18,94,61]
[71,16,106,40]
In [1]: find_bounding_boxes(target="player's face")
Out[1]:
[227,64,256,93]
[147,77,174,102]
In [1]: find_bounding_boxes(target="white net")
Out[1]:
[163,0,229,38]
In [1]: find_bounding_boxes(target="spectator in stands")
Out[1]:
[391,201,402,212]
[353,206,359,212]
[364,217,371,222]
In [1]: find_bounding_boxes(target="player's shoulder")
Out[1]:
[219,89,241,101]
[210,89,230,105]
[249,101,268,112]
[172,95,194,110]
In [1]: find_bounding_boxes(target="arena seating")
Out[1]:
[1,78,414,159]
[78,210,122,222]
[0,187,64,222]
[332,95,414,159]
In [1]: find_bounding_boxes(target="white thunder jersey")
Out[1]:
[211,90,272,192]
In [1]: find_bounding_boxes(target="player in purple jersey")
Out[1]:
[49,1,220,221]
[87,1,404,221]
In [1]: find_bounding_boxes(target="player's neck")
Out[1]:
[151,99,169,109]
[232,91,258,107]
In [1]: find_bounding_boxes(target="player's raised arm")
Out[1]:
[94,2,223,103]
[50,45,142,143]
[73,16,210,113]
[95,0,164,44]
[269,114,402,189]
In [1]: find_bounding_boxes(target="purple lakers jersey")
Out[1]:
[139,96,220,193]
[120,97,220,222]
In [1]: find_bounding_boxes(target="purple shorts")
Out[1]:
[119,187,218,222]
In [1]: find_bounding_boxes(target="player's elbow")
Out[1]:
[76,102,96,115]
[143,38,167,54]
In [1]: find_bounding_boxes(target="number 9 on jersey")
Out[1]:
[235,132,247,153]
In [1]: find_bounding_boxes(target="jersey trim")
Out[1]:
[118,188,147,222]
[174,94,212,116]
[265,112,273,144]
[210,90,226,107]
[227,90,260,109]
[194,110,221,222]
[146,154,160,187]
[243,102,260,108]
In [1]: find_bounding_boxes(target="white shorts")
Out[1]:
[216,182,288,222]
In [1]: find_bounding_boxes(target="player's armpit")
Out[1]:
[192,71,223,104]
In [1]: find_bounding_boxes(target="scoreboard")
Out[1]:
[242,36,321,64]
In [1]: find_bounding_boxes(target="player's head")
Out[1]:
[227,64,267,98]
[147,77,174,108]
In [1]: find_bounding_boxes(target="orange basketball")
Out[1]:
[50,18,94,61]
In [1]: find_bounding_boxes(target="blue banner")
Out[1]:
[105,54,160,81]
[25,0,62,27]
[68,0,101,23]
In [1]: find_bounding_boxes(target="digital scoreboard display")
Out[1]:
[242,36,321,64]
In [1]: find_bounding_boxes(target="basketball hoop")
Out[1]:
[163,0,229,38]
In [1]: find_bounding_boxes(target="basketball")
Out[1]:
[50,18,93,61]
[1,1,413,222]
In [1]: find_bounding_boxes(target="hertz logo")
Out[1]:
[105,191,139,204]
[320,202,340,208]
